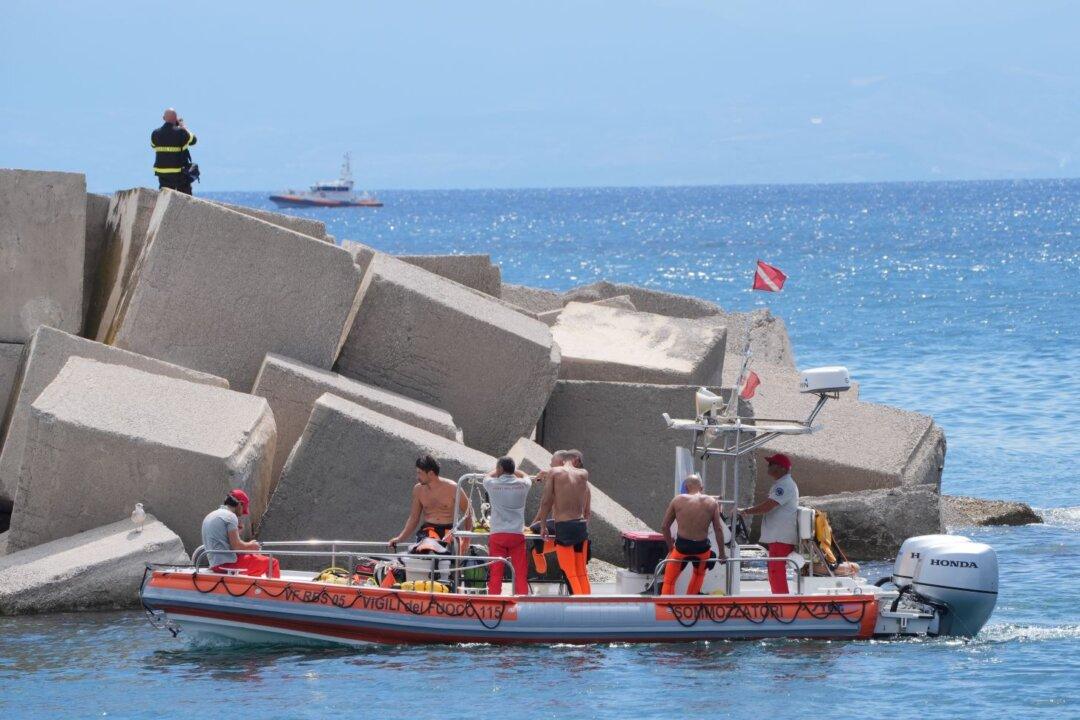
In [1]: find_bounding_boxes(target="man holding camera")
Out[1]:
[151,108,198,194]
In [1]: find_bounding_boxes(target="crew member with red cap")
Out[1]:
[739,453,799,594]
[200,489,280,578]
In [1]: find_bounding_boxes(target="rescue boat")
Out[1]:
[140,365,998,646]
[269,153,383,208]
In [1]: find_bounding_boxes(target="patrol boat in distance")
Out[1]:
[269,153,383,208]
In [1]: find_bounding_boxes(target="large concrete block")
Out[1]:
[397,254,502,297]
[85,188,159,342]
[507,437,552,475]
[0,326,228,509]
[82,192,111,332]
[212,200,328,241]
[335,254,560,455]
[0,343,22,433]
[7,357,274,553]
[552,302,726,384]
[500,283,563,314]
[942,495,1041,528]
[341,240,378,276]
[716,309,796,373]
[106,190,364,391]
[801,487,942,560]
[746,383,946,501]
[259,394,494,544]
[0,514,188,614]
[562,281,722,319]
[0,169,86,342]
[539,381,755,528]
[252,353,463,482]
[537,295,636,326]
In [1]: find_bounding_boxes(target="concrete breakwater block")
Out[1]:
[801,486,943,560]
[552,302,726,385]
[0,169,86,342]
[942,495,1041,528]
[507,437,551,475]
[211,199,328,241]
[252,353,463,483]
[716,309,797,372]
[537,295,637,326]
[106,190,364,391]
[500,283,564,314]
[563,281,722,319]
[539,381,755,528]
[6,357,275,553]
[0,343,22,431]
[0,514,188,615]
[85,188,159,342]
[0,326,228,509]
[398,254,502,297]
[341,240,378,275]
[82,192,111,332]
[745,389,946,501]
[259,394,494,545]
[335,254,560,456]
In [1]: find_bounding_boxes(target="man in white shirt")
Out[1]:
[740,453,799,594]
[483,457,533,595]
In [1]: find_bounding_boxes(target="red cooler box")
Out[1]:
[621,531,667,574]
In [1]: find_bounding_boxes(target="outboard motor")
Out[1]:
[891,534,972,588]
[909,539,998,637]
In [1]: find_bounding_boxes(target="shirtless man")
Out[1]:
[659,474,727,595]
[532,449,592,594]
[389,454,472,550]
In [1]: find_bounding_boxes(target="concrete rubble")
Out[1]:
[0,169,86,342]
[335,254,560,455]
[106,190,364,391]
[539,381,755,528]
[259,394,493,545]
[252,353,463,482]
[942,495,1041,527]
[0,514,188,615]
[801,486,943,560]
[0,326,228,509]
[398,254,502,296]
[6,357,275,554]
[552,302,726,384]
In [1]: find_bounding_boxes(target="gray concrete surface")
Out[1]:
[0,343,22,437]
[552,302,726,384]
[252,353,463,482]
[106,190,364,391]
[0,514,188,614]
[398,254,502,297]
[82,192,111,333]
[6,357,274,553]
[942,495,1041,528]
[537,295,637,326]
[335,254,560,455]
[500,283,563,314]
[0,326,228,509]
[0,169,86,342]
[562,281,722,319]
[801,486,943,560]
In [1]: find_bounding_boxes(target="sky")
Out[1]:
[2,1,1077,192]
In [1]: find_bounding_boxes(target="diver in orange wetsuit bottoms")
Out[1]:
[660,474,726,595]
[532,450,592,595]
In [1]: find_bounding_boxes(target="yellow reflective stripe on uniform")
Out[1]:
[152,146,185,152]
[153,167,185,174]
[182,130,195,150]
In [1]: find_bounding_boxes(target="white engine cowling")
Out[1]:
[910,539,998,637]
[892,534,972,588]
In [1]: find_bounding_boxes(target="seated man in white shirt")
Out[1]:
[739,453,799,594]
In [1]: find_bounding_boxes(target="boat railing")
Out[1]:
[189,541,517,595]
[653,555,805,595]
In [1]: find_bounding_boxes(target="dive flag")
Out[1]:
[753,260,787,292]
[740,370,761,399]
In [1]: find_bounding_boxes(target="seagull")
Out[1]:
[132,503,146,532]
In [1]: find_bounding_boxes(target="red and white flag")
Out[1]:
[752,260,787,292]
[740,370,761,399]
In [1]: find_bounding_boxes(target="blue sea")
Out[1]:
[2,180,1077,719]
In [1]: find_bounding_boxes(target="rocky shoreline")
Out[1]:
[0,168,1030,613]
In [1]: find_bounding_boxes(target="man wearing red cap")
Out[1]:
[200,489,280,578]
[740,454,799,594]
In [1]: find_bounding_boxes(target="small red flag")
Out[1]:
[752,260,787,292]
[740,370,761,399]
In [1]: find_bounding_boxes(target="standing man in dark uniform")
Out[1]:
[151,108,197,194]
